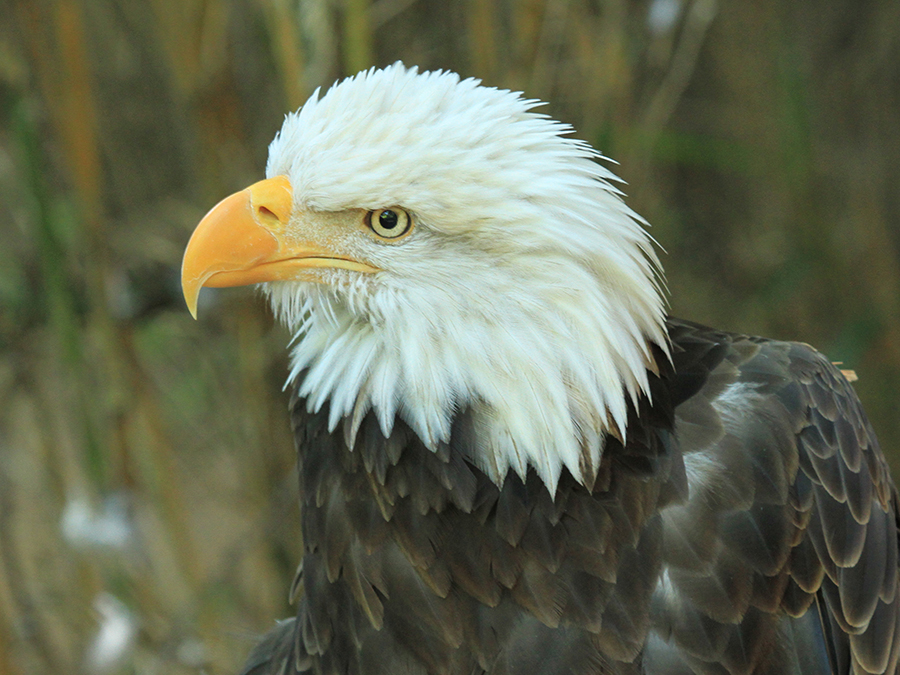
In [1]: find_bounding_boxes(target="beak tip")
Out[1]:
[182,278,201,320]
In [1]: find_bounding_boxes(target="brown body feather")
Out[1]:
[241,318,900,675]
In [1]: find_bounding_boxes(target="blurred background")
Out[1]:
[1,0,898,672]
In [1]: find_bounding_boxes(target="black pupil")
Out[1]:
[379,210,399,229]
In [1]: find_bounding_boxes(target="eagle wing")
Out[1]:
[645,319,900,675]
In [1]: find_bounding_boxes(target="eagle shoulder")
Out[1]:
[648,318,900,675]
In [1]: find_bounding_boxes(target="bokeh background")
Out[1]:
[1,0,899,672]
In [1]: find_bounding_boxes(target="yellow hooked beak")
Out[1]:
[181,176,379,318]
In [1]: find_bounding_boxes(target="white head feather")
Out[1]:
[264,63,668,493]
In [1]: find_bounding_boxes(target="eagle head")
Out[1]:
[181,63,667,493]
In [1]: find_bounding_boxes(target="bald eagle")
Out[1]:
[181,64,900,675]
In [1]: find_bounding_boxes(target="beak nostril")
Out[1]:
[255,205,284,232]
[247,176,292,230]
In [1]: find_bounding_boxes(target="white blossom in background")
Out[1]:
[61,492,134,550]
[85,593,138,673]
[648,0,683,33]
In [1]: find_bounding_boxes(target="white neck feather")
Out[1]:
[268,239,665,493]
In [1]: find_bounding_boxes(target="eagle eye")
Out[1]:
[367,208,412,240]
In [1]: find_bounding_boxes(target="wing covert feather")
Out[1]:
[649,320,900,675]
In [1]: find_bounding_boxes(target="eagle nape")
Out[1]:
[181,64,900,675]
